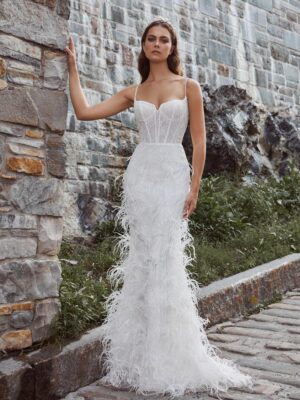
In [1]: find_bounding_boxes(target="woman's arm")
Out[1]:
[188,79,206,194]
[65,36,133,121]
[182,79,206,219]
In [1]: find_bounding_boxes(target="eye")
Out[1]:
[147,37,170,43]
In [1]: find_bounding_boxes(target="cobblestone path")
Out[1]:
[62,288,300,400]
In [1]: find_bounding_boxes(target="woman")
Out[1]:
[65,17,254,399]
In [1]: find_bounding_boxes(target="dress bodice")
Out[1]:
[133,78,189,144]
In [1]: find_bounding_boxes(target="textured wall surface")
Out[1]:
[0,0,69,351]
[65,0,300,240]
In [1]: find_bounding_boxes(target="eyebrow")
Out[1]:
[147,34,170,39]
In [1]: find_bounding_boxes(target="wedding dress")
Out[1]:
[98,78,254,398]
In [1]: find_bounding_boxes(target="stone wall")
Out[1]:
[64,0,300,240]
[0,0,69,352]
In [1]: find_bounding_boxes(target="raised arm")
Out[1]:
[65,36,134,121]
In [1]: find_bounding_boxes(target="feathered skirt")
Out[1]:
[98,142,254,398]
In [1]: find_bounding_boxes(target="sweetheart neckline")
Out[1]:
[134,96,187,111]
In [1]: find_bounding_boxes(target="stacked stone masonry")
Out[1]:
[0,0,69,352]
[65,0,300,239]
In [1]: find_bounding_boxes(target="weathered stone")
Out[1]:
[268,303,300,312]
[249,312,300,327]
[268,352,300,364]
[198,254,300,326]
[217,343,260,356]
[282,299,300,306]
[207,333,240,343]
[0,237,37,260]
[234,320,285,332]
[0,172,16,180]
[31,298,60,342]
[7,136,44,148]
[0,358,34,400]
[0,305,12,316]
[0,58,7,77]
[10,176,64,216]
[238,357,298,376]
[265,341,300,351]
[0,135,5,167]
[0,32,42,61]
[11,310,34,329]
[220,326,275,339]
[7,156,44,175]
[6,66,38,86]
[0,0,68,50]
[0,302,34,316]
[262,308,300,320]
[0,79,8,90]
[244,379,281,396]
[0,213,37,229]
[0,87,38,126]
[0,329,32,351]
[289,392,300,400]
[25,129,44,139]
[0,315,10,333]
[37,216,63,255]
[23,326,104,399]
[7,143,44,158]
[12,302,34,312]
[46,134,66,177]
[0,87,67,131]
[270,43,289,62]
[208,40,236,67]
[42,50,68,89]
[31,0,57,9]
[0,259,61,303]
[0,121,24,137]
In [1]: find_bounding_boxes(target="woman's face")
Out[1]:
[142,25,173,62]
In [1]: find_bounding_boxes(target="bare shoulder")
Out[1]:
[186,78,203,100]
[186,78,202,90]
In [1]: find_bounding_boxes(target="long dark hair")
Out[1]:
[137,18,184,83]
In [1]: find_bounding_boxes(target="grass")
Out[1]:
[51,160,300,343]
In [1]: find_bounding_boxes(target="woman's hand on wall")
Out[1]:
[64,35,77,71]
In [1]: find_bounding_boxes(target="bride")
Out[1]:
[65,17,254,399]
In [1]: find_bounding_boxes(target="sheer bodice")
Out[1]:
[134,78,189,144]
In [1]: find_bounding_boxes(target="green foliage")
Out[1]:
[190,161,300,242]
[51,233,118,342]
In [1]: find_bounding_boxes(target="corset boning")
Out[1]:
[134,98,189,144]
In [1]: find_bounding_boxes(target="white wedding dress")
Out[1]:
[98,78,254,398]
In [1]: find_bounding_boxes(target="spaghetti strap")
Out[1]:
[134,83,140,101]
[185,78,189,98]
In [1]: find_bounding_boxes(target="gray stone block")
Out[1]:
[198,0,217,18]
[0,214,37,230]
[10,176,65,216]
[0,259,62,303]
[0,237,37,260]
[0,358,34,400]
[208,40,236,67]
[11,310,34,329]
[0,0,68,50]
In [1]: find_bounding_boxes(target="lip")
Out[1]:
[152,50,160,54]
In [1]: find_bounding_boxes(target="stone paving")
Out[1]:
[62,288,300,400]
